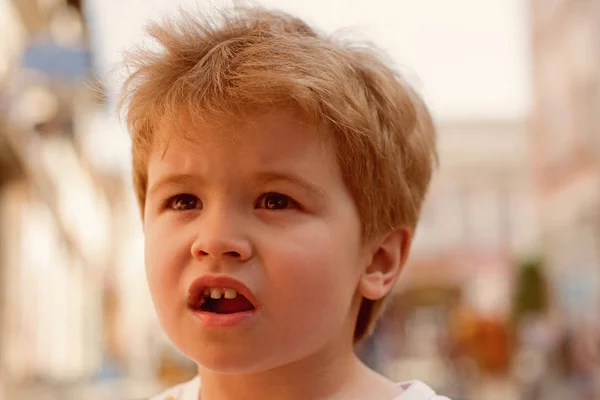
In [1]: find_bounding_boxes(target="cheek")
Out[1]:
[262,217,363,318]
[144,221,190,307]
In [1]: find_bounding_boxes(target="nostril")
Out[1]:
[196,250,240,258]
[191,239,250,260]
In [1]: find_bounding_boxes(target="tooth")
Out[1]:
[197,297,205,308]
[224,288,237,299]
[210,288,222,299]
[203,289,210,296]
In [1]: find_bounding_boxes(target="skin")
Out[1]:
[143,110,412,400]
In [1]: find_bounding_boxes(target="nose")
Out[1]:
[190,207,252,262]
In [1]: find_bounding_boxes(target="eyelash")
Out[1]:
[165,192,300,212]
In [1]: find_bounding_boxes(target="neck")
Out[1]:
[198,340,380,400]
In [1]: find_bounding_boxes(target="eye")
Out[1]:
[257,192,298,210]
[167,194,202,211]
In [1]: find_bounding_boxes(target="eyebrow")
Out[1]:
[147,171,328,200]
[147,173,204,197]
[255,171,328,200]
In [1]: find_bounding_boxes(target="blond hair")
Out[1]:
[119,6,437,342]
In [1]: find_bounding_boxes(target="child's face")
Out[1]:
[143,111,371,374]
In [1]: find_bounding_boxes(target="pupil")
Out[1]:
[267,194,288,209]
[175,195,197,210]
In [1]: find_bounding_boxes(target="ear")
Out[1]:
[358,228,412,301]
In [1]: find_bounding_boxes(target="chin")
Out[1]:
[191,346,277,375]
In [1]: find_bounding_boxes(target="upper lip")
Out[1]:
[187,275,258,309]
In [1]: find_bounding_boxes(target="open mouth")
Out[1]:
[190,287,256,314]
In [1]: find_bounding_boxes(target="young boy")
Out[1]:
[120,6,448,400]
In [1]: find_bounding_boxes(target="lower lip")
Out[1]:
[190,308,258,328]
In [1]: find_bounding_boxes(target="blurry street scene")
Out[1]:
[0,0,599,399]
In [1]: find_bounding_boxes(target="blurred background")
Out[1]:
[0,0,598,399]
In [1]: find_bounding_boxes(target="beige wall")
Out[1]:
[412,119,540,258]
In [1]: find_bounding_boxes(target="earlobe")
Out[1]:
[358,228,412,301]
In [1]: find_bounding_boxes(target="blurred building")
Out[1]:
[0,0,127,397]
[530,0,600,323]
[405,118,540,307]
[407,119,539,295]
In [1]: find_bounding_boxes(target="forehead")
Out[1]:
[149,110,337,172]
[147,112,341,184]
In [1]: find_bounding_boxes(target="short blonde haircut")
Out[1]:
[119,6,437,342]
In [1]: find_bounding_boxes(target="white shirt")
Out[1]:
[149,376,451,399]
